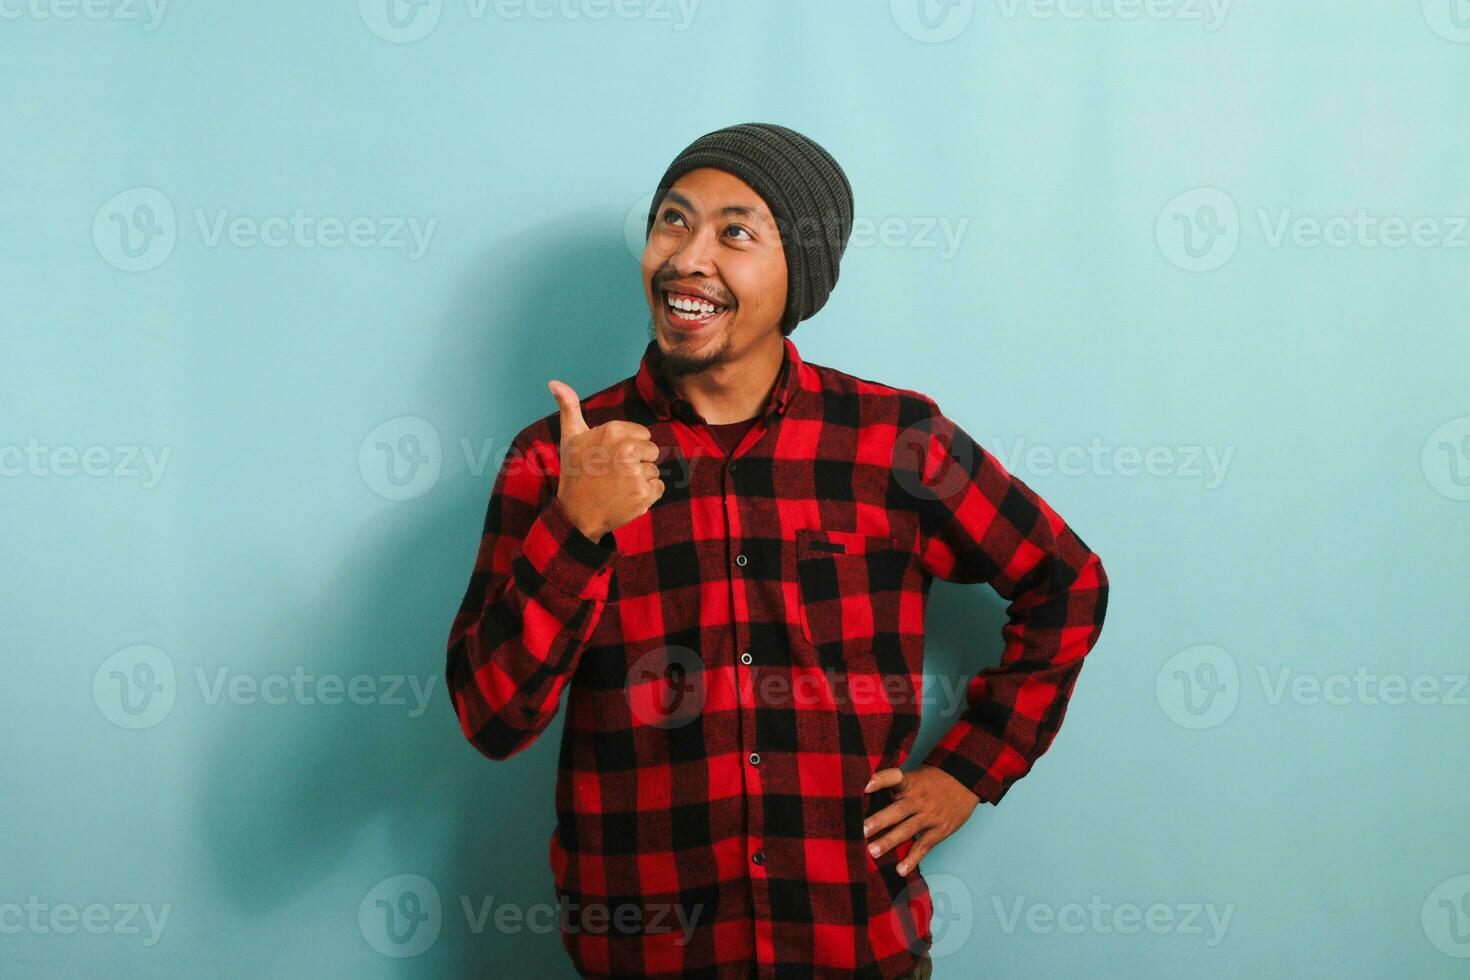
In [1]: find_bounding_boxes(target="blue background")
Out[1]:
[4,0,1469,976]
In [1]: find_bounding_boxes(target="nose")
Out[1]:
[670,222,719,277]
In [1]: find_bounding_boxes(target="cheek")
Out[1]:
[640,240,671,278]
[736,263,785,309]
[760,258,788,308]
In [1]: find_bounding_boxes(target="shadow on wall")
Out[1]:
[194,213,647,979]
[192,210,1008,977]
[913,579,1008,786]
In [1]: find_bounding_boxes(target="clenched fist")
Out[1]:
[547,379,666,542]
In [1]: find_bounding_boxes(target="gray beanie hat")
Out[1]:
[645,122,854,336]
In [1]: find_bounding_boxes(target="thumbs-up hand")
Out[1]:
[547,379,665,542]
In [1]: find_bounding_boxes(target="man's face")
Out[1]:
[642,167,788,377]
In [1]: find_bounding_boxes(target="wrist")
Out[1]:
[558,496,604,541]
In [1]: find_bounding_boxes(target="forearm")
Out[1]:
[447,456,617,761]
[911,399,1111,803]
[923,542,1109,803]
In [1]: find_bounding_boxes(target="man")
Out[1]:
[446,122,1109,979]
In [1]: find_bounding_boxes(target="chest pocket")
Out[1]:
[794,528,916,669]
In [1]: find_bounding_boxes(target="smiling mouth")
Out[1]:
[661,290,730,331]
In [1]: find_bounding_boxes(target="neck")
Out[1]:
[662,330,785,424]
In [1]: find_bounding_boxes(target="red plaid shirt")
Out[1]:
[447,335,1109,979]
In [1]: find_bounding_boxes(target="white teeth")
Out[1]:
[666,293,721,315]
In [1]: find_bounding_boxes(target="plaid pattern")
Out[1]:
[447,336,1110,979]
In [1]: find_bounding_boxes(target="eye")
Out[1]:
[661,208,687,228]
[726,225,753,241]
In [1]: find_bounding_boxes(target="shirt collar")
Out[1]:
[635,334,804,425]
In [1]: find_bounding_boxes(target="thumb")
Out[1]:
[547,379,589,442]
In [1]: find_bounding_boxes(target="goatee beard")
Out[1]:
[648,314,734,378]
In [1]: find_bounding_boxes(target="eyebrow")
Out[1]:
[661,189,773,230]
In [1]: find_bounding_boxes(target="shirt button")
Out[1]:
[748,752,760,766]
[729,461,738,473]
[740,652,753,665]
[752,850,764,865]
[735,554,748,567]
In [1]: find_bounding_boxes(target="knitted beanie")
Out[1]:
[645,122,854,336]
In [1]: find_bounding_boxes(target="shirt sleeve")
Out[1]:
[910,400,1110,806]
[446,431,618,761]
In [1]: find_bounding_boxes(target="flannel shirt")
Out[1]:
[446,335,1109,979]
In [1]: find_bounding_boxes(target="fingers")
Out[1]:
[613,448,663,480]
[862,795,914,841]
[865,812,923,862]
[604,419,652,442]
[863,767,905,793]
[548,380,589,442]
[899,832,939,875]
[866,803,946,875]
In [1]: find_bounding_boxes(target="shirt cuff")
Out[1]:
[520,495,617,601]
[921,724,1016,807]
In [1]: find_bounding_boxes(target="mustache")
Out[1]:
[653,275,734,308]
